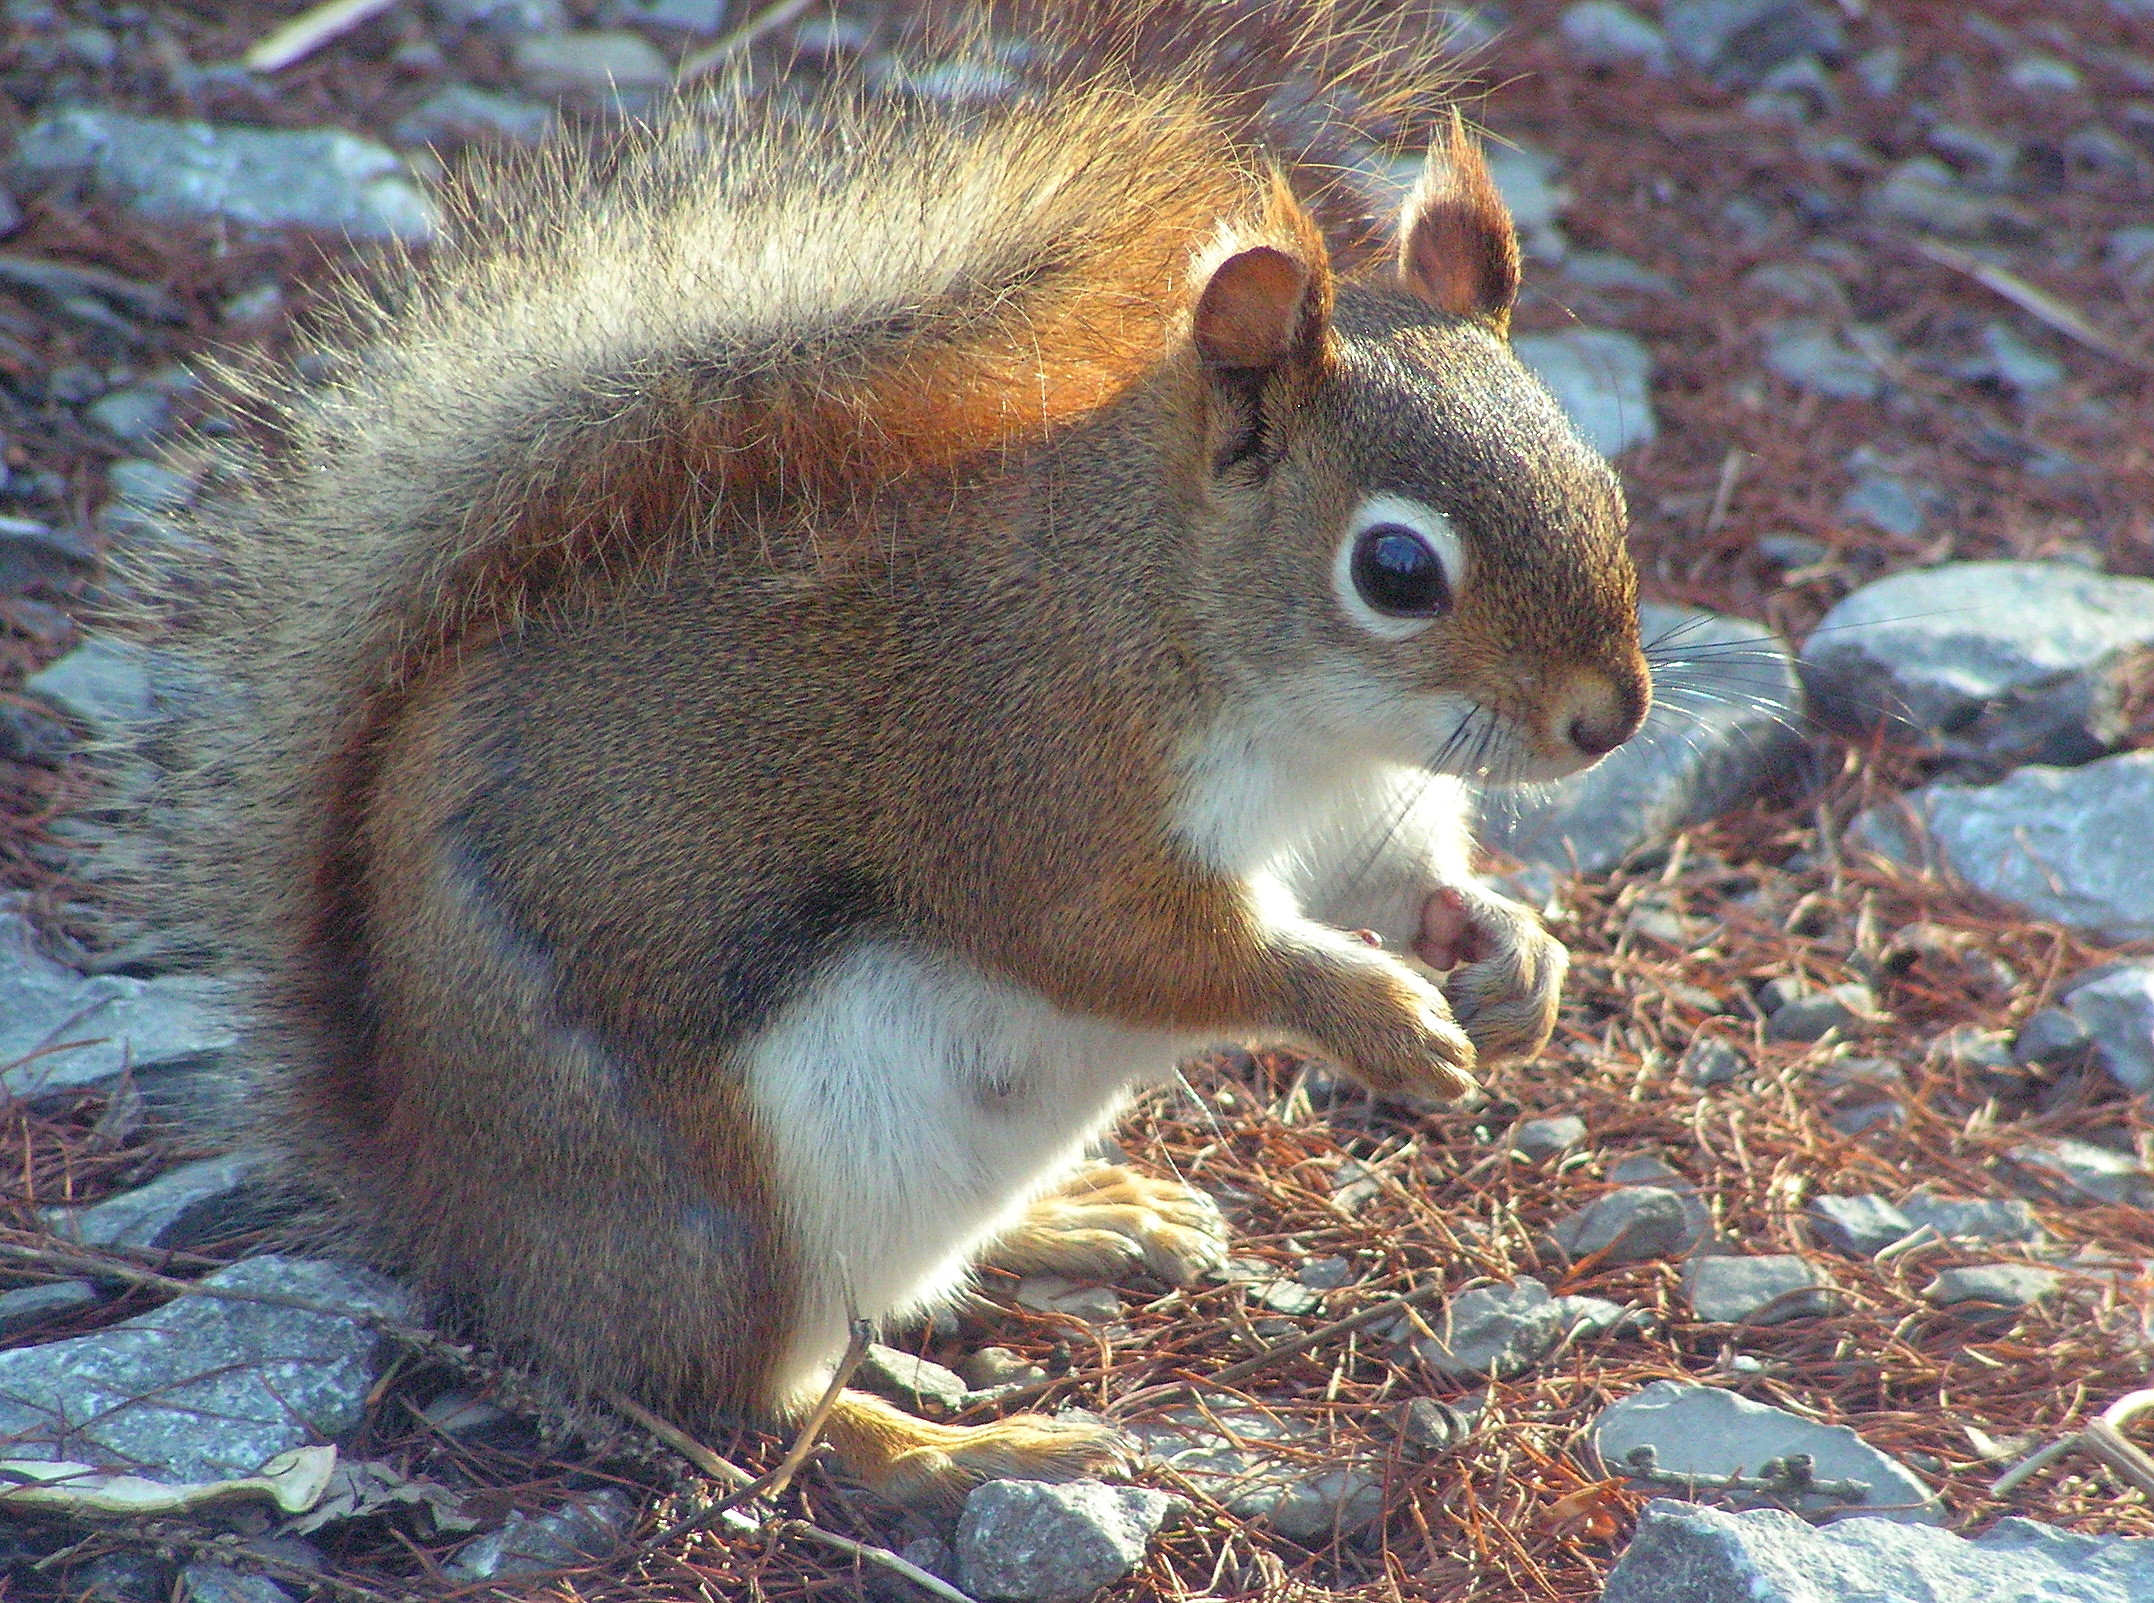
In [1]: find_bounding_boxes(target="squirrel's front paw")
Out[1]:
[1324,963,1479,1102]
[1416,886,1566,1069]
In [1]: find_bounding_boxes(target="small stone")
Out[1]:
[1248,1277,1323,1316]
[617,0,728,29]
[1555,1187,1697,1263]
[897,1536,954,1581]
[1765,981,1877,1043]
[0,512,94,590]
[446,1491,632,1581]
[2011,1136,2154,1208]
[1513,327,1656,457]
[1662,0,1843,86]
[1679,1036,1748,1087]
[1684,1255,1835,1324]
[1900,1192,2048,1246]
[1977,322,2065,399]
[430,0,567,32]
[0,701,73,766]
[1514,1115,1587,1160]
[1396,1395,1481,1453]
[1406,1278,1632,1380]
[76,1552,172,1602]
[1854,752,2154,942]
[959,1347,1048,1390]
[1559,2,1669,71]
[108,458,193,510]
[1480,142,1568,263]
[85,387,173,444]
[178,1567,296,1603]
[1603,1500,2154,1603]
[1014,1275,1123,1325]
[2062,965,2154,1093]
[1607,1152,1686,1187]
[513,31,671,97]
[1762,317,1885,400]
[1837,471,1934,538]
[2008,54,2082,94]
[855,1343,970,1416]
[0,1278,100,1338]
[2015,1007,2096,1071]
[1128,1409,1381,1540]
[1296,1255,1354,1290]
[1923,1264,2061,1324]
[1807,1194,1914,1256]
[955,1479,1183,1603]
[1483,604,1802,874]
[1593,1381,1941,1522]
[24,636,159,735]
[1868,157,2035,240]
[393,84,556,148]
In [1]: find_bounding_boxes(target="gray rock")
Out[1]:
[898,1536,955,1581]
[108,458,193,511]
[617,0,729,29]
[24,636,158,736]
[1761,317,1884,400]
[1593,1381,1941,1522]
[954,1479,1183,1603]
[1898,1193,2047,1246]
[392,84,556,148]
[1514,1115,1587,1160]
[178,1568,296,1603]
[2009,54,2082,94]
[1560,251,1676,295]
[430,0,567,33]
[0,1278,101,1338]
[1869,156,2035,240]
[1976,322,2065,399]
[1561,2,1670,70]
[855,1343,970,1417]
[1604,1500,2154,1603]
[1853,751,2154,942]
[512,31,671,96]
[1481,142,1568,264]
[2011,1137,2154,1208]
[76,1552,172,1602]
[2063,966,2154,1093]
[1924,1264,2060,1323]
[0,911,238,1098]
[1483,604,1802,874]
[959,1346,1048,1390]
[0,1256,413,1484]
[13,111,432,242]
[1554,1186,1700,1264]
[43,1154,265,1252]
[1297,1255,1354,1289]
[2016,1006,2096,1070]
[1680,1036,1749,1088]
[1765,981,1877,1043]
[0,701,73,766]
[1684,1255,1835,1324]
[1803,562,2154,767]
[1014,1274,1123,1325]
[1807,1194,1914,1256]
[446,1490,633,1581]
[1405,1277,1632,1380]
[1662,0,1843,85]
[85,387,173,445]
[1513,328,1656,457]
[1838,471,1935,538]
[1128,1408,1380,1541]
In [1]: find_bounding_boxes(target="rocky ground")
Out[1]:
[1,1,2153,1600]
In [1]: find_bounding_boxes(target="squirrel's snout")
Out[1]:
[1551,662,1649,763]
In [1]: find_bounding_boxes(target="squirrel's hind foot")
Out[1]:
[822,1390,1133,1510]
[983,1162,1227,1286]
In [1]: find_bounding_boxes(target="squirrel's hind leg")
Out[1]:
[819,1390,1132,1511]
[980,1160,1226,1286]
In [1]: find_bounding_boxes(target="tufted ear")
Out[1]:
[1190,225,1332,473]
[1193,245,1321,372]
[1398,112,1520,332]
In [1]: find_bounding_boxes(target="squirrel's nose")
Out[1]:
[1555,667,1648,759]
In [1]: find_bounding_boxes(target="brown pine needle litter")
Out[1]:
[4,0,2154,1598]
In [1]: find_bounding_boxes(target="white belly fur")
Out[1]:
[743,938,1204,1403]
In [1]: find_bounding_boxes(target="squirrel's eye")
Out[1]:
[1350,524,1452,618]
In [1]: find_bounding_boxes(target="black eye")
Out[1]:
[1350,524,1452,618]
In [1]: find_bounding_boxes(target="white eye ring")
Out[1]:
[1331,494,1466,640]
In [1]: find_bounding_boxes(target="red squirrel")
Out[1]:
[162,3,1648,1507]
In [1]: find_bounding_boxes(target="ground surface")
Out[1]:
[1,1,2152,1600]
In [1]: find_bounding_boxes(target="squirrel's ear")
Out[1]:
[1398,114,1520,332]
[1193,245,1321,371]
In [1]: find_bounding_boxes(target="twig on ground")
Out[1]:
[240,0,399,73]
[676,0,822,82]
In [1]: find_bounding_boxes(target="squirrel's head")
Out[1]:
[1174,120,1649,791]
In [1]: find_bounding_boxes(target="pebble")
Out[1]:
[108,458,194,511]
[178,1569,296,1603]
[1837,470,1935,537]
[1661,0,1843,86]
[1128,1408,1381,1541]
[959,1346,1048,1390]
[2015,1006,2096,1071]
[0,513,94,590]
[23,635,163,736]
[1898,1192,2048,1246]
[1593,1381,1942,1522]
[1684,1255,1836,1324]
[0,1256,413,1485]
[1923,1264,2060,1325]
[0,701,75,766]
[1807,1194,1915,1256]
[1553,1186,1699,1264]
[851,1343,971,1416]
[1763,981,1877,1043]
[1868,156,2035,240]
[76,1552,172,1602]
[1974,322,2065,399]
[1603,1500,2154,1603]
[1512,327,1656,457]
[12,111,433,242]
[1483,603,1802,874]
[1513,1115,1587,1161]
[1804,561,2154,768]
[1558,2,1670,71]
[2008,54,2083,95]
[1404,1277,1633,1380]
[2011,1136,2154,1208]
[0,909,238,1099]
[0,1278,101,1339]
[430,0,567,32]
[954,1480,1183,1603]
[392,84,556,148]
[1761,317,1885,400]
[512,31,671,98]
[445,1490,633,1581]
[616,0,729,30]
[43,1153,269,1252]
[85,387,173,445]
[1014,1274,1123,1325]
[1679,1036,1748,1087]
[2061,965,2154,1094]
[1853,750,2154,942]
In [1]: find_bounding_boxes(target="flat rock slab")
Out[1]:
[13,110,433,241]
[0,1256,413,1485]
[1513,328,1657,457]
[2011,1137,2154,1208]
[1603,1499,2154,1603]
[1128,1408,1382,1542]
[445,1491,633,1581]
[1403,1277,1632,1380]
[1853,750,2154,942]
[1898,1192,2048,1246]
[1593,1381,1942,1523]
[1485,604,1803,874]
[1803,562,2154,767]
[1808,1194,1915,1256]
[0,910,237,1098]
[1554,1185,1702,1263]
[2063,965,2154,1094]
[43,1154,265,1251]
[1684,1255,1836,1324]
[23,637,163,737]
[955,1479,1184,1603]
